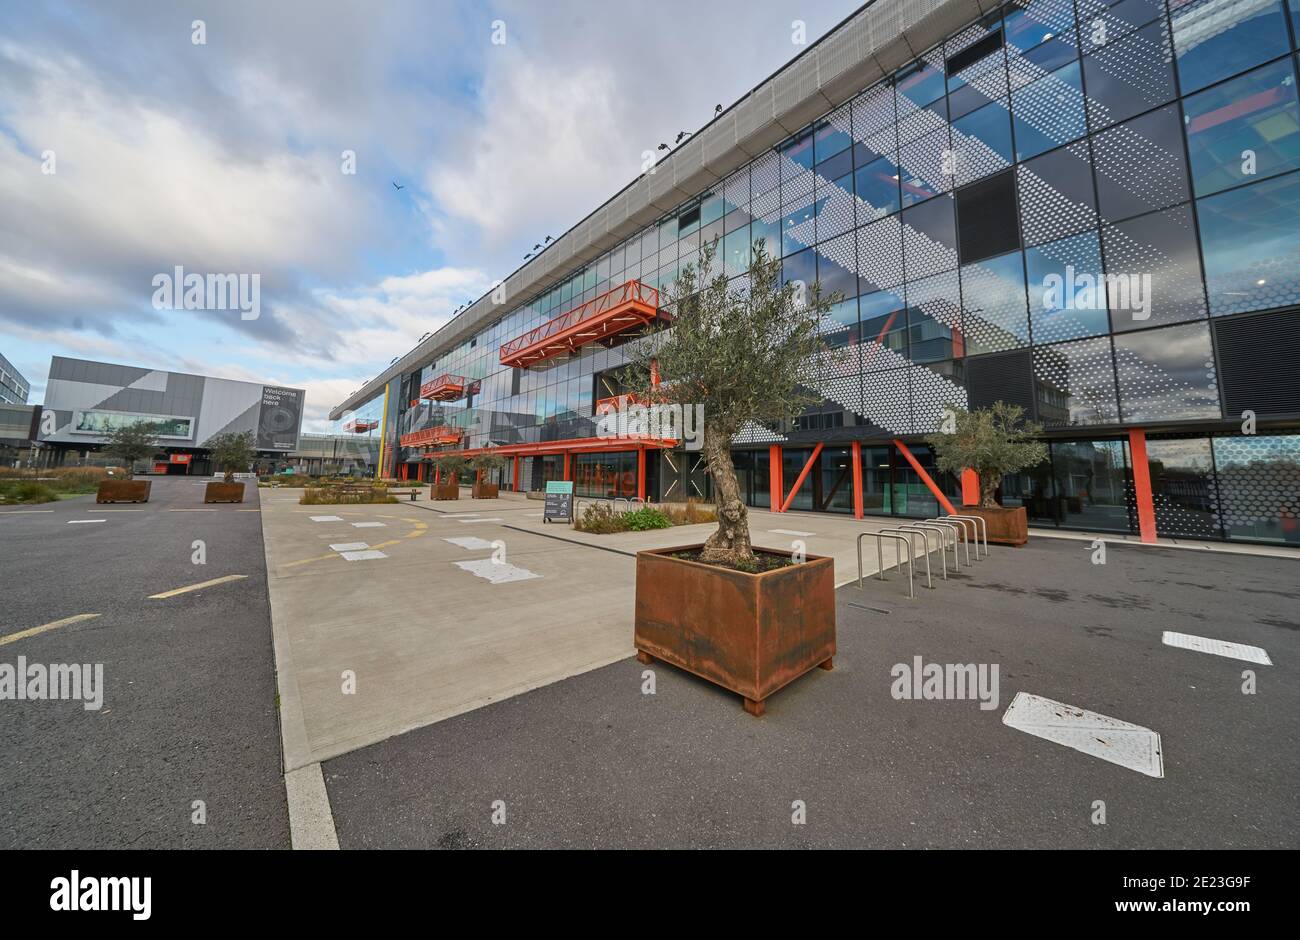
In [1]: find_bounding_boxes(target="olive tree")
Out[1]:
[203,431,257,483]
[620,240,838,567]
[103,421,160,478]
[926,403,1049,508]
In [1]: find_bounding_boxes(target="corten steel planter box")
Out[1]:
[433,482,460,500]
[963,505,1028,546]
[634,545,836,716]
[472,482,499,499]
[204,482,245,504]
[96,480,151,504]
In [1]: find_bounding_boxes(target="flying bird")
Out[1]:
[392,181,404,191]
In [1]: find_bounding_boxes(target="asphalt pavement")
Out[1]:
[0,477,289,848]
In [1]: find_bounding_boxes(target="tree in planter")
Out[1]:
[619,239,839,567]
[926,402,1048,508]
[103,421,161,478]
[203,431,257,483]
[469,453,506,492]
[432,454,469,486]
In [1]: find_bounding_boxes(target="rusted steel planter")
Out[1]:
[96,480,151,504]
[634,545,836,716]
[432,482,460,500]
[963,505,1028,546]
[471,482,499,499]
[204,482,245,504]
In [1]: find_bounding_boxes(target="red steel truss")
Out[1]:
[419,373,468,401]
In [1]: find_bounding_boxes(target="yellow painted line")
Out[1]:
[148,574,248,599]
[282,552,342,569]
[0,613,101,648]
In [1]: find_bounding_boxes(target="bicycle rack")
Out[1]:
[934,517,974,565]
[940,514,987,559]
[877,528,932,590]
[922,519,964,569]
[896,523,952,579]
[856,532,915,599]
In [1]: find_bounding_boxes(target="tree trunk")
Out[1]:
[699,426,754,565]
[980,472,1000,509]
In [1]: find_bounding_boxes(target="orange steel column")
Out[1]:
[961,469,979,506]
[780,442,823,513]
[563,453,572,481]
[435,467,441,485]
[1128,429,1157,543]
[851,441,864,519]
[892,439,958,516]
[768,444,783,513]
[637,448,647,502]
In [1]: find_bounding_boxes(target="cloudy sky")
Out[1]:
[0,0,860,430]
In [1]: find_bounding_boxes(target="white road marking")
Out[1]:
[350,521,386,528]
[340,550,388,561]
[443,536,495,550]
[310,515,344,522]
[0,510,55,514]
[770,528,815,537]
[441,513,480,518]
[1002,692,1164,778]
[458,517,503,523]
[329,542,370,552]
[1162,631,1272,665]
[67,519,105,525]
[453,559,540,584]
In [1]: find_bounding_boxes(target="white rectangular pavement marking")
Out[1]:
[67,519,105,524]
[329,542,370,552]
[453,559,541,584]
[443,536,495,550]
[1162,631,1272,665]
[350,522,386,528]
[340,550,388,561]
[458,517,503,523]
[770,528,815,537]
[309,515,343,522]
[1002,692,1164,778]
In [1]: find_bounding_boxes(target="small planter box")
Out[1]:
[433,482,460,501]
[634,545,836,716]
[204,481,246,504]
[472,482,499,499]
[963,505,1028,546]
[97,480,151,504]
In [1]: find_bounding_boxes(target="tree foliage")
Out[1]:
[103,421,160,478]
[926,403,1048,508]
[203,430,257,483]
[619,239,841,565]
[432,454,469,481]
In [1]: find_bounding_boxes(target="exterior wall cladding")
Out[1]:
[335,0,1300,545]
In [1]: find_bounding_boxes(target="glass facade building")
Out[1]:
[0,351,30,405]
[334,0,1300,544]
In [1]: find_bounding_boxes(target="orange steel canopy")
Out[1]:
[419,373,468,401]
[498,279,665,369]
[400,425,463,448]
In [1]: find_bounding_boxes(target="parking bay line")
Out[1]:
[148,574,248,599]
[0,613,102,648]
[1162,631,1272,665]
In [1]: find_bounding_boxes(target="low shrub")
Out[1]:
[0,481,59,504]
[622,506,672,531]
[660,498,717,526]
[575,502,625,533]
[299,486,398,505]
